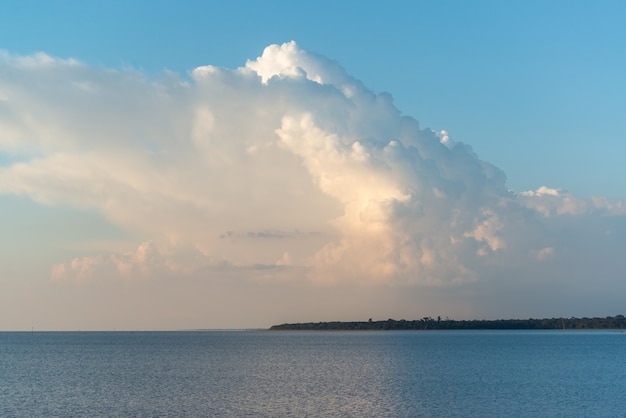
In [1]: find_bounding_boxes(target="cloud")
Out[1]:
[1,42,626,320]
[50,241,180,283]
[531,247,555,262]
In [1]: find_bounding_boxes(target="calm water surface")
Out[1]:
[1,330,625,417]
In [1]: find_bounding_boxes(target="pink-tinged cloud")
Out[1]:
[1,42,625,327]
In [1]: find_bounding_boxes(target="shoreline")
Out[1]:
[270,315,626,331]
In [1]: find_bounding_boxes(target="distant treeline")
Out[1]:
[269,315,626,331]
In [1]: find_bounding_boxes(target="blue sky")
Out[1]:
[3,0,625,197]
[1,1,625,330]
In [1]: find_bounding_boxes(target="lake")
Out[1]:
[1,330,625,417]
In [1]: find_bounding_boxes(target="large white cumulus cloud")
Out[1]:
[1,42,625,309]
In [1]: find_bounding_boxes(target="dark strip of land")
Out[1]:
[270,315,626,331]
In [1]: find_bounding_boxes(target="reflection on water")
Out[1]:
[1,330,625,417]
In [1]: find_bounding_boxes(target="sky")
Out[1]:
[1,1,625,330]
